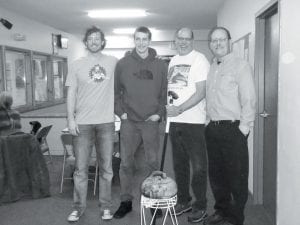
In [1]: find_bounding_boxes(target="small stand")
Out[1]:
[140,195,179,225]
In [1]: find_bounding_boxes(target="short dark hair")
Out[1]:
[83,26,106,50]
[134,26,152,40]
[208,26,231,41]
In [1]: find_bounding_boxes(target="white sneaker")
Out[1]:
[101,209,113,220]
[67,210,81,222]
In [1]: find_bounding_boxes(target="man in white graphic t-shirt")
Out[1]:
[65,26,117,222]
[166,27,210,223]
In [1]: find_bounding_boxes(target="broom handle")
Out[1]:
[159,128,169,171]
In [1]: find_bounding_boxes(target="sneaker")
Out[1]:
[173,203,192,216]
[101,209,113,220]
[203,212,224,225]
[113,201,132,219]
[67,210,81,222]
[187,209,207,223]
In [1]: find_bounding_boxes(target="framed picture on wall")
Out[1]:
[232,33,251,61]
[52,34,58,55]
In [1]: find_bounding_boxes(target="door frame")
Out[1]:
[253,0,279,206]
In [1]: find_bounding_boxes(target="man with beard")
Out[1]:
[66,26,117,222]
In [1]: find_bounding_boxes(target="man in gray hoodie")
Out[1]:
[114,26,168,219]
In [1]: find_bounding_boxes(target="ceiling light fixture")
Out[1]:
[113,27,156,34]
[88,9,147,18]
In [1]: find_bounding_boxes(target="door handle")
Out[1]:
[259,111,270,118]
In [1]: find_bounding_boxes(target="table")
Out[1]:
[0,132,50,204]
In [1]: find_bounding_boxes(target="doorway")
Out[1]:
[254,1,279,225]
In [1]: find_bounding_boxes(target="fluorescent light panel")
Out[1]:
[88,9,147,18]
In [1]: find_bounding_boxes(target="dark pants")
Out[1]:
[119,119,160,202]
[205,121,249,225]
[169,123,207,210]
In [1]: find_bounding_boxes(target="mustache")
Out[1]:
[89,43,100,47]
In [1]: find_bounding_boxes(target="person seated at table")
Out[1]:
[0,91,22,136]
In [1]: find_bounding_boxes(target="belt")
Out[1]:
[210,120,239,126]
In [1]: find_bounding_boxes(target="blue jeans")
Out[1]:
[119,119,160,202]
[72,123,114,212]
[169,123,208,210]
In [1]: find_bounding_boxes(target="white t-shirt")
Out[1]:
[167,50,210,124]
[66,54,117,125]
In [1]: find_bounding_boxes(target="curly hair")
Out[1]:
[83,26,106,50]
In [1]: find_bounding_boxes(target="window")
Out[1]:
[52,59,64,100]
[0,46,67,112]
[33,55,48,103]
[4,50,29,107]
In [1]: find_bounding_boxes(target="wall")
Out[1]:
[218,0,300,224]
[0,7,84,64]
[277,1,300,224]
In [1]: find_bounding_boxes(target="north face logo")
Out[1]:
[133,69,153,80]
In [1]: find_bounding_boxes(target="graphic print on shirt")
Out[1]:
[89,64,107,83]
[168,64,190,89]
[133,69,153,80]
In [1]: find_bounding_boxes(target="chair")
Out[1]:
[36,125,53,164]
[60,133,98,195]
[29,121,42,135]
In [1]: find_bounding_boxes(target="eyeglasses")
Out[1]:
[176,37,193,41]
[210,38,228,44]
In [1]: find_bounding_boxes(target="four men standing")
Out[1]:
[66,25,256,225]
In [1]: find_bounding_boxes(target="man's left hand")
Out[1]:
[145,114,160,122]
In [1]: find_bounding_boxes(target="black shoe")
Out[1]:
[203,212,224,225]
[113,201,132,219]
[187,209,207,223]
[150,208,163,218]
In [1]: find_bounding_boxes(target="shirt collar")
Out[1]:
[213,52,234,65]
